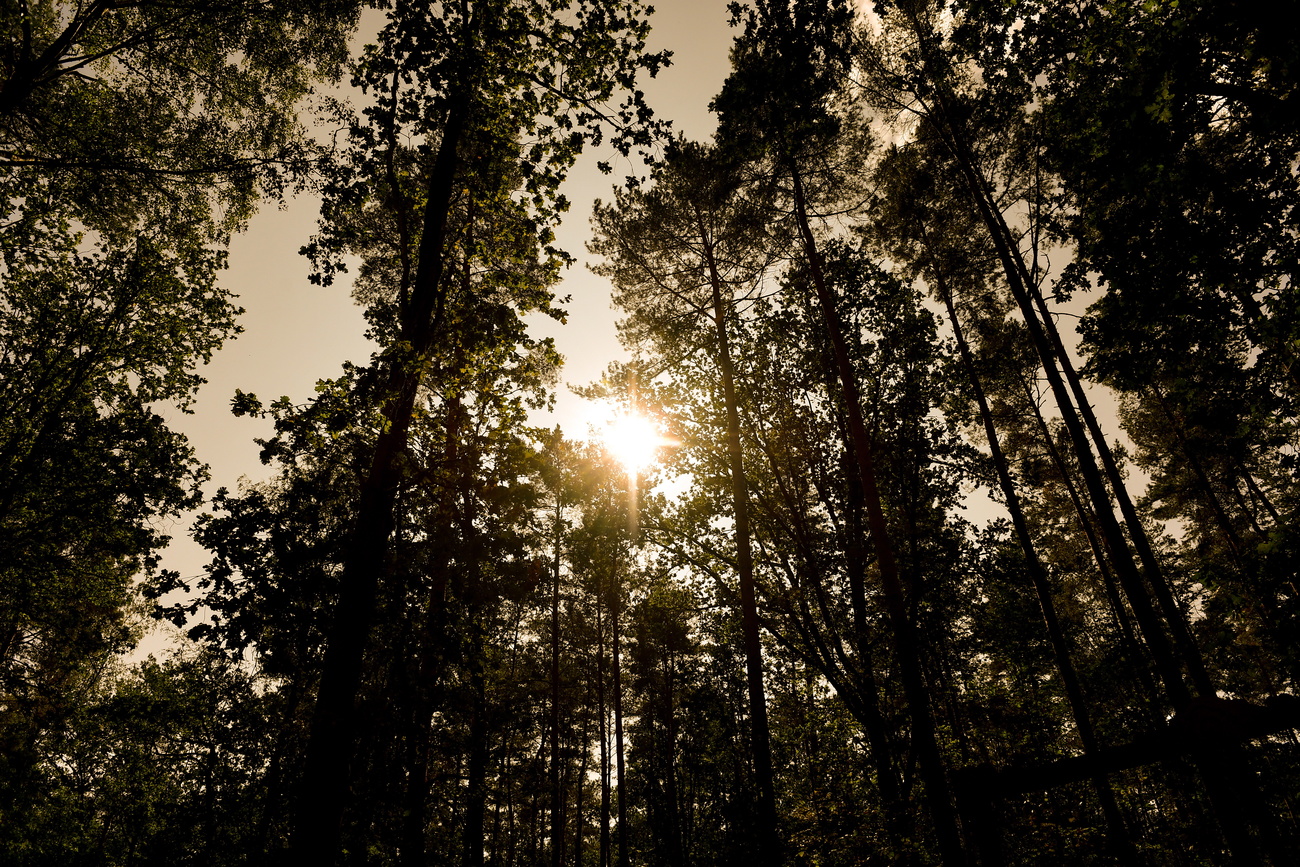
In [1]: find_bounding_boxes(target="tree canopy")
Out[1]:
[4,1,1300,864]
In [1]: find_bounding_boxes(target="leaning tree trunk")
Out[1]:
[933,114,1190,706]
[1016,372,1163,720]
[791,165,967,867]
[291,84,472,864]
[1026,278,1215,694]
[698,213,783,865]
[931,252,1136,864]
[914,38,1279,858]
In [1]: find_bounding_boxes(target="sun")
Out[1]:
[606,412,664,473]
[585,401,667,473]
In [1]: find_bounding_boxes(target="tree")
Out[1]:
[973,0,1300,696]
[865,135,1139,861]
[857,1,1299,859]
[0,644,284,866]
[591,138,784,862]
[714,2,970,861]
[1,0,357,239]
[739,245,977,864]
[284,3,667,860]
[0,1,359,841]
[11,1,1300,862]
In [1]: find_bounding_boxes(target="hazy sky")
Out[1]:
[156,1,737,585]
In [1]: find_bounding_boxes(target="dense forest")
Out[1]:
[3,0,1299,864]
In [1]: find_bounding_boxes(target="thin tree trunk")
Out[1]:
[552,496,565,867]
[698,213,782,863]
[933,257,1135,863]
[612,577,629,867]
[505,749,519,866]
[1234,456,1282,527]
[1027,280,1215,695]
[399,603,444,867]
[575,700,590,867]
[791,165,967,867]
[1019,374,1162,718]
[402,397,461,867]
[664,652,685,867]
[815,308,912,860]
[598,601,611,867]
[463,641,489,867]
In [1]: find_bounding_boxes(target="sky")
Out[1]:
[154,1,738,590]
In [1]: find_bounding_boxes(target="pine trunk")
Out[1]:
[699,215,782,863]
[791,166,967,867]
[934,258,1135,863]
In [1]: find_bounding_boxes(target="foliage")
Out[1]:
[8,0,1300,863]
[0,2,361,851]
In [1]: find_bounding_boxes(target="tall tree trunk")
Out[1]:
[291,82,472,864]
[813,310,911,860]
[933,256,1135,864]
[575,699,590,867]
[402,396,461,867]
[790,166,967,867]
[1018,374,1162,718]
[505,748,519,866]
[612,576,629,867]
[399,595,446,867]
[698,213,782,863]
[1027,279,1215,695]
[911,30,1277,857]
[551,496,565,867]
[598,601,611,867]
[664,652,685,867]
[463,640,489,867]
[933,114,1190,708]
